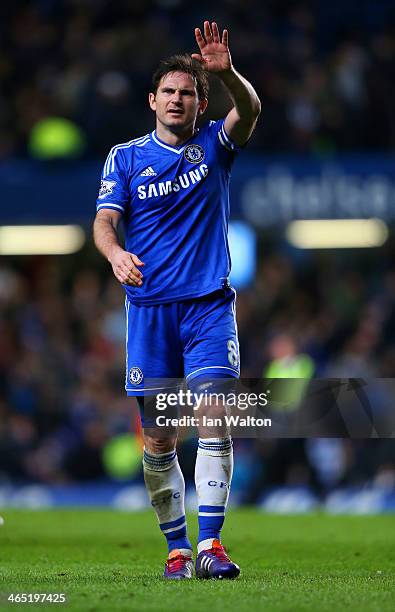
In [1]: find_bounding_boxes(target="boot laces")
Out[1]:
[167,553,189,573]
[210,540,230,562]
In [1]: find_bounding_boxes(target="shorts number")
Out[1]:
[227,339,239,368]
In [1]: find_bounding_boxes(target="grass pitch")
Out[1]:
[0,510,394,611]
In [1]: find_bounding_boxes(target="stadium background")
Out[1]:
[0,0,394,513]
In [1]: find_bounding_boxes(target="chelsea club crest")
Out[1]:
[184,144,205,164]
[129,366,143,385]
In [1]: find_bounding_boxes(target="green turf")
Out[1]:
[0,510,394,611]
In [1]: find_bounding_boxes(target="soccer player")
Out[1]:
[93,21,260,579]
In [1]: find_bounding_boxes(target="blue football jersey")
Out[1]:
[96,119,239,304]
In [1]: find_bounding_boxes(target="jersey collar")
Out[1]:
[151,129,199,154]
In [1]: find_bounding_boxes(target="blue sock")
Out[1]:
[198,505,226,542]
[159,515,191,553]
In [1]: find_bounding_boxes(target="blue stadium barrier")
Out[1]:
[1,483,394,513]
[1,156,395,226]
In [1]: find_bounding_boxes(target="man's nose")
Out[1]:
[172,91,182,103]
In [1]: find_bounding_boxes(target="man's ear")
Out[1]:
[148,92,156,111]
[198,98,208,115]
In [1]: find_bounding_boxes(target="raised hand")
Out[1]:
[192,21,232,74]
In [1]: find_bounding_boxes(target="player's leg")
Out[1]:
[189,375,239,579]
[125,298,193,578]
[182,288,240,579]
[140,397,193,579]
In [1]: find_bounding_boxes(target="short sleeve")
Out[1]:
[208,119,241,154]
[96,147,129,214]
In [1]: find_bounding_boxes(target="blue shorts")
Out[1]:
[125,288,240,396]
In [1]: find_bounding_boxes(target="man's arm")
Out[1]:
[192,21,261,146]
[220,70,261,147]
[93,209,144,286]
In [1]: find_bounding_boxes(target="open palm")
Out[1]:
[192,21,232,74]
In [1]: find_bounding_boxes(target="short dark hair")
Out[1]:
[151,54,209,101]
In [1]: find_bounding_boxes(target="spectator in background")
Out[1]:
[1,1,395,158]
[1,236,395,486]
[1,1,394,498]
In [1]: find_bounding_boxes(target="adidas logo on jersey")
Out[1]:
[140,166,157,177]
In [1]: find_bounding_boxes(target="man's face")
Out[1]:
[149,72,207,132]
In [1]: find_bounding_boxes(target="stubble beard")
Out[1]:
[157,112,196,137]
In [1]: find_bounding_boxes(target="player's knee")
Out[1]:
[190,374,236,412]
[188,373,237,396]
[143,433,177,455]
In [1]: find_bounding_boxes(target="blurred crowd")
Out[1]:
[1,0,394,496]
[1,0,395,159]
[0,242,394,493]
